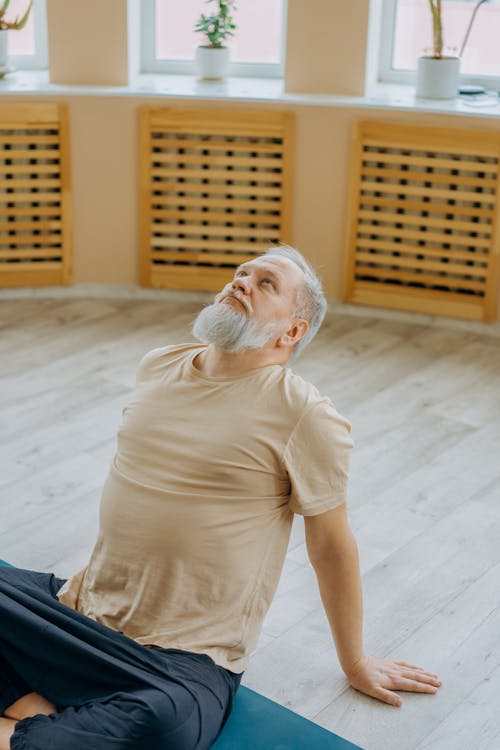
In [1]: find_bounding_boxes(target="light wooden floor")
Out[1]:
[1,290,499,750]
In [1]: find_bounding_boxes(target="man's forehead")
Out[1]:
[236,256,304,282]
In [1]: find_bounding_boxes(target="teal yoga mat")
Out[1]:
[213,684,363,750]
[0,560,362,749]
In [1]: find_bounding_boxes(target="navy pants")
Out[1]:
[0,566,242,750]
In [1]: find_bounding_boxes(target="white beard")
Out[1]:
[192,299,288,354]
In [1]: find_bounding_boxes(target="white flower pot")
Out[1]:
[0,30,8,68]
[195,46,230,80]
[416,56,460,100]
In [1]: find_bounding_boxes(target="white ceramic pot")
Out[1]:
[0,30,8,69]
[195,45,230,80]
[416,56,460,99]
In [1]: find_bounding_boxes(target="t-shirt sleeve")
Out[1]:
[283,399,354,516]
[134,345,176,385]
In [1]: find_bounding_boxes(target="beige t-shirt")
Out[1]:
[57,343,354,673]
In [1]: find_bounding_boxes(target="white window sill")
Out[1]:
[366,81,500,118]
[1,70,500,118]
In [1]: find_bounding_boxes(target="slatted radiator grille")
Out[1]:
[139,108,294,291]
[343,122,500,321]
[0,104,72,288]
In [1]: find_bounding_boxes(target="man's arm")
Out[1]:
[304,503,442,707]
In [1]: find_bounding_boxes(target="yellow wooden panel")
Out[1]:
[151,152,283,170]
[483,154,500,320]
[139,108,153,287]
[361,150,499,174]
[355,251,488,277]
[140,107,294,290]
[151,136,284,155]
[0,164,61,176]
[0,235,62,248]
[150,264,237,291]
[0,193,62,205]
[355,264,486,292]
[0,248,63,259]
[0,134,59,146]
[150,251,254,265]
[148,108,288,138]
[151,236,270,253]
[151,166,283,184]
[355,240,490,265]
[0,148,60,160]
[360,179,496,205]
[0,178,61,190]
[152,209,280,225]
[357,223,491,249]
[154,182,282,199]
[359,194,495,219]
[0,103,73,288]
[361,165,497,190]
[358,209,491,235]
[0,206,62,217]
[0,219,62,231]
[152,224,280,240]
[356,236,488,258]
[0,103,61,124]
[151,195,281,212]
[360,119,500,157]
[351,283,484,321]
[0,266,64,286]
[343,120,500,321]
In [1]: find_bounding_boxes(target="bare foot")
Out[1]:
[0,717,16,750]
[4,692,56,721]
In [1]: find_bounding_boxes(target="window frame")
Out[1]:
[8,0,48,71]
[140,0,287,78]
[378,0,500,90]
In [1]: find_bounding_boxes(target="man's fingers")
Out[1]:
[391,677,439,693]
[393,660,440,678]
[399,670,441,686]
[393,660,422,669]
[374,687,403,707]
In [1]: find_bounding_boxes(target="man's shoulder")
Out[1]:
[281,366,349,424]
[282,365,323,397]
[280,366,326,414]
[135,342,202,380]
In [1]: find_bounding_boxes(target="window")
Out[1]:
[379,0,500,88]
[141,0,286,77]
[6,0,48,70]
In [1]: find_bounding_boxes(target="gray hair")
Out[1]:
[263,244,327,365]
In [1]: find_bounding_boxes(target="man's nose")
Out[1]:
[231,276,251,294]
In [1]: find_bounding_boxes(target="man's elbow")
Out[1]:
[308,531,359,569]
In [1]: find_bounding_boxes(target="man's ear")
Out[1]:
[278,319,308,348]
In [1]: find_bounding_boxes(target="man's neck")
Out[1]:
[193,344,285,378]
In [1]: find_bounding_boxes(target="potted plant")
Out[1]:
[416,0,460,99]
[0,0,32,71]
[416,0,488,99]
[194,0,237,80]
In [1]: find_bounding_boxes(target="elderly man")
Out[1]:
[0,245,441,750]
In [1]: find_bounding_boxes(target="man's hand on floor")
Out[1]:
[345,655,442,707]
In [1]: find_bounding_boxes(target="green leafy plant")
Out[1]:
[194,0,237,49]
[0,0,32,30]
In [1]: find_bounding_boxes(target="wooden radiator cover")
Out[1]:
[343,121,500,321]
[0,103,72,288]
[139,108,294,291]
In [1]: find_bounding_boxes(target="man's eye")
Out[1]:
[262,278,275,288]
